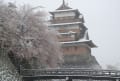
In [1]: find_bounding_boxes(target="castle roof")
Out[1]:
[61,40,97,48]
[49,0,97,48]
[50,9,78,13]
[50,0,81,17]
[50,22,82,26]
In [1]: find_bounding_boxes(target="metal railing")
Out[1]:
[20,68,120,77]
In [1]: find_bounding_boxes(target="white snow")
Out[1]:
[60,39,90,44]
[50,22,82,26]
[59,31,77,35]
[50,9,78,13]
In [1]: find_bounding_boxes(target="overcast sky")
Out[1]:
[3,0,120,69]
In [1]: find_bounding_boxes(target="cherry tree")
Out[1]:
[0,1,63,81]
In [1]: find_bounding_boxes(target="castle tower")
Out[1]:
[49,0,101,69]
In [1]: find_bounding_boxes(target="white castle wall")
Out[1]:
[54,11,75,18]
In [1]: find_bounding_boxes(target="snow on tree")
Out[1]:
[0,1,63,70]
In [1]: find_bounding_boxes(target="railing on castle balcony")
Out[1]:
[20,68,120,80]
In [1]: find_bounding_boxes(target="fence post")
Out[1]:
[116,79,120,81]
[66,77,72,81]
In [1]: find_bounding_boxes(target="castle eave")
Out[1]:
[50,9,78,14]
[61,40,97,48]
[49,22,82,26]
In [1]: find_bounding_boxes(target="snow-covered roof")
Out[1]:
[61,39,90,44]
[61,39,97,48]
[50,9,78,13]
[59,31,77,35]
[81,30,89,40]
[50,22,82,26]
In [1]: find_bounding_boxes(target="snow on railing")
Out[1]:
[20,68,120,77]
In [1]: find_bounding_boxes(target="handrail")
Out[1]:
[20,68,120,77]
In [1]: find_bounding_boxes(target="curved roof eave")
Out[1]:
[61,40,97,48]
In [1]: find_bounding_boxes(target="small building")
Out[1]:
[49,0,101,69]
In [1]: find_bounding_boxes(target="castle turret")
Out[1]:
[49,0,101,69]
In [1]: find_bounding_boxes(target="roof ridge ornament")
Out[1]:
[63,0,68,6]
[63,0,65,5]
[56,0,71,10]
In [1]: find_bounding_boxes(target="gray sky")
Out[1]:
[4,0,120,69]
